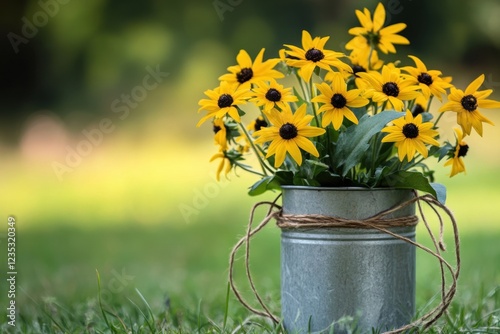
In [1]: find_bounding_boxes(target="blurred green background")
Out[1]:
[1,0,500,330]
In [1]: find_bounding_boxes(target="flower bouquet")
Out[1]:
[197,2,499,332]
[198,3,499,201]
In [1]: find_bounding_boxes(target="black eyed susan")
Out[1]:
[210,151,232,181]
[439,74,500,136]
[218,48,283,87]
[247,116,268,132]
[251,80,298,113]
[197,81,253,126]
[444,128,468,177]
[337,49,383,89]
[381,110,440,161]
[213,118,227,150]
[346,2,409,58]
[253,104,325,168]
[411,94,429,116]
[402,55,452,101]
[282,30,351,82]
[358,65,421,111]
[312,72,369,130]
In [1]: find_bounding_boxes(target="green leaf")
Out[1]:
[298,159,329,180]
[371,165,391,185]
[333,111,403,176]
[248,176,280,196]
[421,112,434,122]
[237,107,246,117]
[430,183,447,204]
[383,170,446,201]
[434,142,454,161]
[351,106,369,121]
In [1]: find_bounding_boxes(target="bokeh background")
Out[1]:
[1,0,499,329]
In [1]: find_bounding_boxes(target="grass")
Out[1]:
[1,212,499,333]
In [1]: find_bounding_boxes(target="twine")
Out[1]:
[277,213,419,229]
[228,191,461,333]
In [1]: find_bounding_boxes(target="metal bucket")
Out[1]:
[281,186,416,333]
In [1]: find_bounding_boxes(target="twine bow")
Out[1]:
[228,191,461,333]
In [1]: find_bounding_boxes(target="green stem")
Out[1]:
[367,47,374,71]
[434,110,445,128]
[407,98,415,112]
[404,156,426,170]
[309,81,321,127]
[370,133,382,176]
[325,126,335,173]
[238,121,273,175]
[426,96,434,113]
[387,156,400,172]
[295,72,309,102]
[375,100,387,115]
[234,162,266,177]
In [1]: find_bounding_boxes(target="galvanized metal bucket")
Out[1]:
[280,186,416,333]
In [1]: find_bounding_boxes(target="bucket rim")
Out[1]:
[280,185,414,192]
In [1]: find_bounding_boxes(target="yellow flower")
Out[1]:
[381,110,440,161]
[247,116,268,132]
[197,81,253,126]
[358,65,421,111]
[444,128,468,177]
[213,118,227,150]
[210,151,232,181]
[253,104,325,167]
[282,30,351,82]
[439,74,500,136]
[235,135,250,154]
[250,80,298,113]
[411,94,430,116]
[336,49,383,89]
[312,72,369,130]
[218,48,283,87]
[402,55,452,101]
[346,2,409,58]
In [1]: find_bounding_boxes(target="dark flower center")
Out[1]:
[217,94,234,108]
[213,125,221,133]
[461,94,478,112]
[412,104,425,116]
[382,82,400,97]
[331,93,347,108]
[402,123,419,139]
[279,123,298,140]
[352,65,366,76]
[254,118,268,131]
[458,144,469,158]
[417,72,433,86]
[265,88,282,102]
[236,67,253,84]
[305,48,324,62]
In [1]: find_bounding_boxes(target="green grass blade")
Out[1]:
[223,281,230,330]
[196,298,202,332]
[96,269,119,334]
[135,288,157,332]
[128,296,155,333]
